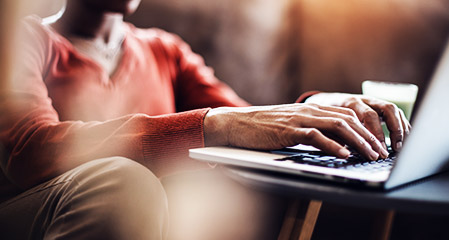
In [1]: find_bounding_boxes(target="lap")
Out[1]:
[0,157,168,240]
[0,159,287,240]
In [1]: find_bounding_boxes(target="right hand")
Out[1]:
[203,103,389,161]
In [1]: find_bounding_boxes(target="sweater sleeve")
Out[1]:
[296,91,321,103]
[152,31,251,110]
[0,19,210,189]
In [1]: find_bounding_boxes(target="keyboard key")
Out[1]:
[274,149,398,173]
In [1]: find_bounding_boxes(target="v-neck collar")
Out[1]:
[41,18,131,84]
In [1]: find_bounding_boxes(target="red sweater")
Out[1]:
[0,16,249,200]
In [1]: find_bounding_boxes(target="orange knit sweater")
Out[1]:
[0,16,249,200]
[0,16,315,201]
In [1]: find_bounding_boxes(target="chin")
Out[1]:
[124,0,141,15]
[113,0,141,16]
[85,0,141,15]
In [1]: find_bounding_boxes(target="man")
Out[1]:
[0,0,409,239]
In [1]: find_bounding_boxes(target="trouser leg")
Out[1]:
[0,157,169,240]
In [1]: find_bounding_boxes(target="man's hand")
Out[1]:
[204,103,389,161]
[305,93,411,152]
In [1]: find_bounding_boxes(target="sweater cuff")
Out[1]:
[295,91,321,103]
[142,108,211,177]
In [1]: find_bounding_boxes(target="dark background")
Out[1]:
[126,0,449,107]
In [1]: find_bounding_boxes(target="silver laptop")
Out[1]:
[189,40,449,190]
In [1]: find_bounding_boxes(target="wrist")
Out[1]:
[296,90,321,103]
[306,92,353,106]
[204,107,231,146]
[305,92,336,103]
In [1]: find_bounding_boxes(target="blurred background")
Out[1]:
[28,0,449,106]
[13,0,449,239]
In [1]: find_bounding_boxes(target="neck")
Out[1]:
[52,1,124,43]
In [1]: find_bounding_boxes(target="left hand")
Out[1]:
[305,93,411,152]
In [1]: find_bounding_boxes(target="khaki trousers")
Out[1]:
[0,157,287,240]
[0,157,169,240]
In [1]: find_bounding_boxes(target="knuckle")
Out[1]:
[363,110,378,120]
[346,116,358,125]
[299,104,315,114]
[332,119,347,129]
[346,101,358,109]
[356,138,367,148]
[346,97,361,108]
[361,139,371,148]
[303,128,319,141]
[347,96,359,103]
[346,108,357,118]
[368,134,378,143]
[384,103,397,113]
[374,132,385,140]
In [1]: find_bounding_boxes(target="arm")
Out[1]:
[166,34,401,158]
[1,90,209,189]
[0,21,210,189]
[160,34,394,159]
[159,31,250,110]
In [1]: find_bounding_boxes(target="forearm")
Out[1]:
[2,97,209,189]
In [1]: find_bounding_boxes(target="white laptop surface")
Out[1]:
[189,40,449,190]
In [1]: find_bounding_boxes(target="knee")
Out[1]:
[75,157,167,204]
[81,157,169,218]
[50,157,169,239]
[93,156,167,197]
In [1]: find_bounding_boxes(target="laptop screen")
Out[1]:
[386,39,449,189]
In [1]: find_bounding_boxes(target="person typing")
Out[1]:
[0,0,409,239]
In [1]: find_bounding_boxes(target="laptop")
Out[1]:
[189,40,449,190]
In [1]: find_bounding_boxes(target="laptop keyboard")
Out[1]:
[274,148,397,173]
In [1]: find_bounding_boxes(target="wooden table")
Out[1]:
[224,168,449,240]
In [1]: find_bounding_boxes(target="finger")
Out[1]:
[399,109,411,136]
[300,116,380,160]
[295,128,350,158]
[315,105,358,118]
[346,98,387,150]
[321,118,380,160]
[323,132,346,147]
[380,103,404,152]
[359,98,405,152]
[399,109,412,142]
[304,108,388,159]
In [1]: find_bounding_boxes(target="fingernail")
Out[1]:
[396,141,403,150]
[370,150,379,161]
[338,148,350,158]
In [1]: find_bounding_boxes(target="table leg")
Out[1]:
[278,199,322,240]
[370,210,395,240]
